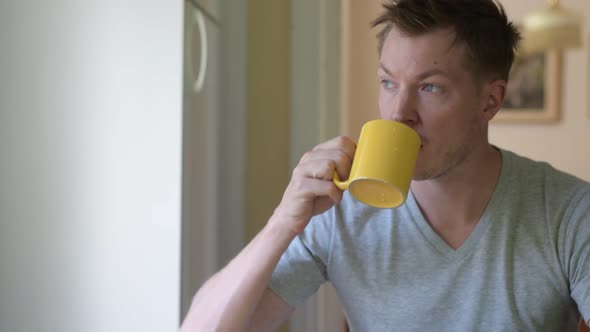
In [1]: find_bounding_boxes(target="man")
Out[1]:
[181,0,590,331]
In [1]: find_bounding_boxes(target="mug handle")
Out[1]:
[333,172,349,191]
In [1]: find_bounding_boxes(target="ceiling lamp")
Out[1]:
[522,0,583,54]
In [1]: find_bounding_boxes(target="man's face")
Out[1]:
[378,27,492,181]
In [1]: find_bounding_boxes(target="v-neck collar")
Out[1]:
[403,148,512,261]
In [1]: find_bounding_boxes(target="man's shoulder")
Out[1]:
[501,148,590,193]
[499,149,590,222]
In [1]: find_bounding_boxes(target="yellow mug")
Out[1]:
[334,119,421,208]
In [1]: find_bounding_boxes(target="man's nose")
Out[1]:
[383,90,419,127]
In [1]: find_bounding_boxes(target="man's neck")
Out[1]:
[410,144,503,248]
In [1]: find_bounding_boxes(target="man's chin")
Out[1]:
[411,160,431,181]
[411,166,439,181]
[411,174,431,182]
[411,168,430,181]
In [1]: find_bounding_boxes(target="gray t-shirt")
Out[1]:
[269,149,590,331]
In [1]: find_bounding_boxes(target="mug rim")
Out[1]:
[348,177,407,209]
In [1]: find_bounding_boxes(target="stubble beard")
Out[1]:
[412,121,481,181]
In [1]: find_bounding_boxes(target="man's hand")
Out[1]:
[271,136,356,235]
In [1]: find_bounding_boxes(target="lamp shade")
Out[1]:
[522,2,583,54]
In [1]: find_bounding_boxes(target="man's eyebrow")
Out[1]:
[416,68,451,80]
[378,63,394,77]
[378,63,451,80]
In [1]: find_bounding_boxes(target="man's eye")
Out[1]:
[381,80,395,89]
[422,84,441,93]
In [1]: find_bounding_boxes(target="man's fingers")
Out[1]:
[312,136,356,162]
[298,150,352,180]
[298,177,343,203]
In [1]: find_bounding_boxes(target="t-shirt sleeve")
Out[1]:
[562,188,590,325]
[268,209,334,307]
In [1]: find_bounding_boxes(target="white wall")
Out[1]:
[0,1,183,331]
[490,0,590,182]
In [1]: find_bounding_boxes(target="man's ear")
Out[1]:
[481,79,507,121]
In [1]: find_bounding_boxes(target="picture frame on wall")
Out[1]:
[494,50,562,124]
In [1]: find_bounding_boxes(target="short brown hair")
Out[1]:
[372,0,521,82]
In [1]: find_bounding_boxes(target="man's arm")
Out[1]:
[563,188,590,327]
[179,218,297,331]
[248,288,295,332]
[179,136,355,331]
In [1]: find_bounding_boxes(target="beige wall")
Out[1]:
[342,0,590,182]
[341,0,381,140]
[246,1,291,331]
[490,1,590,182]
[246,0,291,242]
